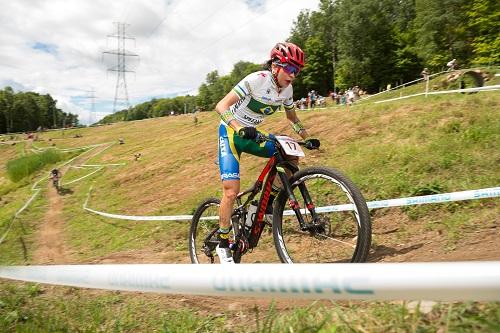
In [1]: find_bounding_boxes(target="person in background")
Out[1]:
[447,59,458,71]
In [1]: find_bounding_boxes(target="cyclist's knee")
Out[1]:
[222,181,239,201]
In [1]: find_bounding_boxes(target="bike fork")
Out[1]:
[278,169,318,231]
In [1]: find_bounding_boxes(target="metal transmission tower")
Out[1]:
[82,89,96,125]
[103,22,138,113]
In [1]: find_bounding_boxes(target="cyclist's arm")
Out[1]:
[285,108,310,140]
[215,91,244,133]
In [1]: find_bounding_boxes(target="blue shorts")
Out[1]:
[218,123,276,181]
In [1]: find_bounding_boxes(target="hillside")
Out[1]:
[0,92,499,331]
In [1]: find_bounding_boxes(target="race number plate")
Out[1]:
[276,135,305,157]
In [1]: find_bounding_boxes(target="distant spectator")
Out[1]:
[193,111,199,125]
[421,67,430,81]
[134,153,142,161]
[340,91,347,105]
[447,59,458,71]
[308,90,317,109]
[353,86,360,101]
[118,138,125,145]
[347,89,355,105]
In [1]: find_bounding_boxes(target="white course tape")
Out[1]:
[375,85,500,104]
[84,207,194,221]
[80,163,126,167]
[294,186,500,214]
[0,142,115,246]
[84,186,499,221]
[62,167,103,186]
[0,189,41,245]
[1,262,499,301]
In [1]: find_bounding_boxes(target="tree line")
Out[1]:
[98,0,497,124]
[0,87,79,134]
[289,0,498,98]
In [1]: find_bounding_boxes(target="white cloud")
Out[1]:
[0,0,318,124]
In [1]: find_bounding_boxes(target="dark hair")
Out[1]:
[263,59,273,71]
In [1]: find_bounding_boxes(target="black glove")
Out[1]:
[304,138,320,150]
[238,127,258,140]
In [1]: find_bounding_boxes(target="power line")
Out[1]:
[102,22,139,113]
[81,88,96,125]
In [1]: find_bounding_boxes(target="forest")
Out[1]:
[0,87,79,134]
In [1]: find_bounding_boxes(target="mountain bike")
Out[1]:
[50,175,60,193]
[189,134,371,264]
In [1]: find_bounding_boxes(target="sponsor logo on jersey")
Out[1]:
[260,106,274,115]
[243,114,263,125]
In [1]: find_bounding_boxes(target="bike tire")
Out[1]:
[189,198,221,264]
[272,166,371,263]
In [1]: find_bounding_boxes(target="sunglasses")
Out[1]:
[276,62,301,75]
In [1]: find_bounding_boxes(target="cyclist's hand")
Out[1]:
[304,138,320,150]
[238,127,258,140]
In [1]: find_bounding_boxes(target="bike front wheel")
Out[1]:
[273,166,371,263]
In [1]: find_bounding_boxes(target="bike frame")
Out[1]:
[232,139,318,252]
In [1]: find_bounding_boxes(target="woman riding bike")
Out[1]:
[215,42,320,264]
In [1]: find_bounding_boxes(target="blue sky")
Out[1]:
[0,0,318,124]
[32,42,58,55]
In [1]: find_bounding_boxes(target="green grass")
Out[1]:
[0,188,47,265]
[6,150,63,182]
[1,284,499,332]
[0,92,498,331]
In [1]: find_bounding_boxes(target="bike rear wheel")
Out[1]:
[273,166,371,263]
[189,198,222,264]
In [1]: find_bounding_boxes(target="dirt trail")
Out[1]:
[32,181,72,264]
[32,144,113,264]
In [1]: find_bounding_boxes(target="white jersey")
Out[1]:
[230,71,294,127]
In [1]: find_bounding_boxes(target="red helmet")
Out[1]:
[270,42,305,68]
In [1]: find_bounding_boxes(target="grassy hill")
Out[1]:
[0,91,499,331]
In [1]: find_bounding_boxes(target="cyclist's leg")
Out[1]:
[219,179,239,230]
[217,124,242,263]
[237,130,280,220]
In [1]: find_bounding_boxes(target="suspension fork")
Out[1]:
[277,166,319,231]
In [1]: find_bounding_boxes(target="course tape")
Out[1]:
[310,186,500,213]
[62,167,103,186]
[374,85,500,104]
[0,262,499,301]
[0,142,115,245]
[0,189,41,245]
[84,186,499,221]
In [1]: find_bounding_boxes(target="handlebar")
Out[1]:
[238,129,319,150]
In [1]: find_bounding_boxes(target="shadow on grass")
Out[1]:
[369,243,423,262]
[57,187,74,195]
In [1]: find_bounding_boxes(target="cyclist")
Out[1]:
[50,168,61,187]
[214,42,320,264]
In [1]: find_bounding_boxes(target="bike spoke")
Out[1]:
[274,168,371,263]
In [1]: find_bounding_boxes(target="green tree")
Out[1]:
[466,0,500,65]
[300,36,333,96]
[414,0,471,69]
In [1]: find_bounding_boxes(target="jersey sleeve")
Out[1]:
[283,86,295,111]
[232,72,264,99]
